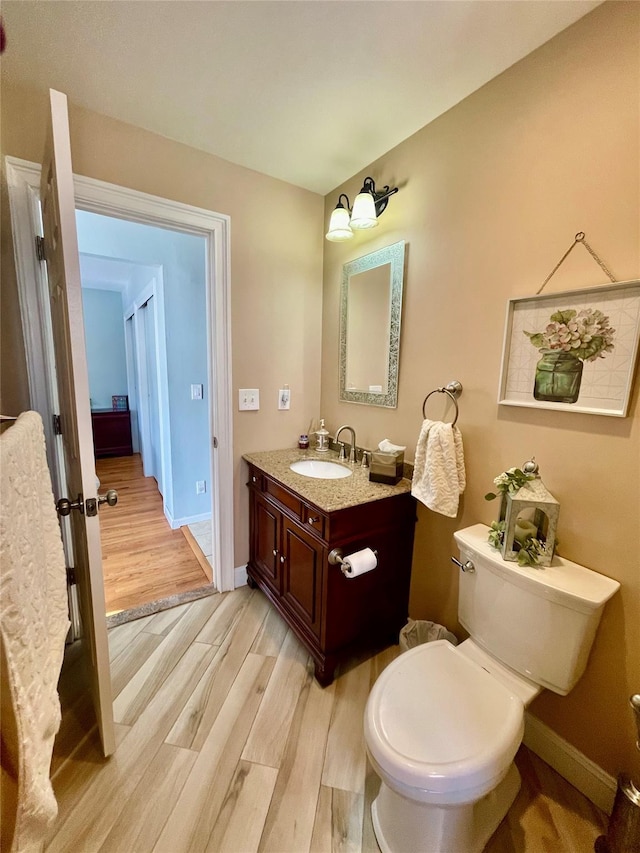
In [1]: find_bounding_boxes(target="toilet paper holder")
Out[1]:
[329,547,378,577]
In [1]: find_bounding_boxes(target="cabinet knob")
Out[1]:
[308,516,320,524]
[272,549,277,556]
[280,555,286,563]
[252,475,257,483]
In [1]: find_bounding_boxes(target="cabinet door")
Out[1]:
[251,492,282,593]
[281,517,323,637]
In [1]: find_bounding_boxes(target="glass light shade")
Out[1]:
[325,205,354,242]
[350,191,378,230]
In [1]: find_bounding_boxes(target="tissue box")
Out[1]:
[370,450,404,485]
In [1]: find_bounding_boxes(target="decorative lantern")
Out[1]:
[501,460,559,567]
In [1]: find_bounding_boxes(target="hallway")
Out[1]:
[97,454,212,614]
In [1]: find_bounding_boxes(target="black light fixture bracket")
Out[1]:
[336,178,399,217]
[359,176,399,217]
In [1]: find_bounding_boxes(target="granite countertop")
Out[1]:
[243,447,412,513]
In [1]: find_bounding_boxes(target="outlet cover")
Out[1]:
[239,389,260,411]
[278,388,291,410]
[196,480,206,495]
[191,383,203,400]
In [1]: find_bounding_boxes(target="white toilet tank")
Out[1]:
[454,525,620,695]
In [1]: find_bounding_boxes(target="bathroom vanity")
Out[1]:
[244,449,416,685]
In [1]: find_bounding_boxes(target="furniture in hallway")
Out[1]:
[91,409,133,458]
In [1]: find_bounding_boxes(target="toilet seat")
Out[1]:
[364,640,525,805]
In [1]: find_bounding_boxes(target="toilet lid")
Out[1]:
[365,640,524,796]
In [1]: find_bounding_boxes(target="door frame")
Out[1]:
[5,155,235,592]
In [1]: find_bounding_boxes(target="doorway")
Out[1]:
[6,155,235,598]
[77,211,217,616]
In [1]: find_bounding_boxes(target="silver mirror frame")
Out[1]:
[339,240,405,408]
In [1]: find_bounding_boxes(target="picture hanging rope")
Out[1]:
[537,231,617,295]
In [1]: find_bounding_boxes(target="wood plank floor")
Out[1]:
[47,588,609,852]
[96,454,212,614]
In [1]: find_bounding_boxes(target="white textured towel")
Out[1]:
[1,412,70,853]
[411,419,466,517]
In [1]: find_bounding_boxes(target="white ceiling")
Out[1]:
[2,1,601,195]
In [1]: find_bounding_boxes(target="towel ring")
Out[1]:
[422,381,462,426]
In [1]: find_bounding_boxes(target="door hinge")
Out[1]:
[35,235,46,262]
[66,566,76,585]
[53,414,62,435]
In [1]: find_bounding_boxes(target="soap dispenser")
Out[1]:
[315,419,330,453]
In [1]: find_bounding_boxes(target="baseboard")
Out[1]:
[164,508,211,530]
[234,564,248,588]
[524,712,617,814]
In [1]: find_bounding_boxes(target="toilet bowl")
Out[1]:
[364,523,620,853]
[364,639,534,853]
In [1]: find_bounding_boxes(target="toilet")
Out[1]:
[364,523,620,853]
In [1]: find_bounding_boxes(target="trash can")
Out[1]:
[399,619,458,652]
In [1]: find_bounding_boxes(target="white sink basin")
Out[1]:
[290,459,353,479]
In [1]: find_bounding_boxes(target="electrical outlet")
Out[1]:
[191,383,203,400]
[278,387,291,410]
[195,480,206,495]
[239,388,260,411]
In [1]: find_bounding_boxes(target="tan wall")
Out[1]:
[0,83,325,564]
[320,2,639,778]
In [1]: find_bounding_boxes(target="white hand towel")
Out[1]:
[411,419,466,517]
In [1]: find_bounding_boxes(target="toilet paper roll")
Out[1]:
[342,547,377,578]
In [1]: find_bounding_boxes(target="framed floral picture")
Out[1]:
[498,280,640,417]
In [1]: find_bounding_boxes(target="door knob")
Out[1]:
[85,489,119,516]
[98,489,118,508]
[56,494,84,517]
[58,489,119,518]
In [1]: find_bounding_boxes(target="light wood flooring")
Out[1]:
[47,587,609,852]
[96,454,212,614]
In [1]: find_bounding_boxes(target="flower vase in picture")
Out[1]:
[524,308,615,405]
[534,350,583,403]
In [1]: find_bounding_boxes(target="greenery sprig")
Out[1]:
[487,520,505,549]
[484,467,535,502]
[516,537,546,567]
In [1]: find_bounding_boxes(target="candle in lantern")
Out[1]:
[514,520,537,544]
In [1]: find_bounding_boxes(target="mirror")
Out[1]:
[339,240,405,408]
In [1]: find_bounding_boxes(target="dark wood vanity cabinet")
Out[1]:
[247,464,416,685]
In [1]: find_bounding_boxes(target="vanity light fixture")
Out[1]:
[325,177,399,242]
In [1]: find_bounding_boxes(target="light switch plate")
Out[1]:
[239,388,260,411]
[191,383,203,400]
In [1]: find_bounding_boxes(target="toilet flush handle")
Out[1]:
[451,557,475,573]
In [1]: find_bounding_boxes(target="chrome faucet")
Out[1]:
[334,424,358,463]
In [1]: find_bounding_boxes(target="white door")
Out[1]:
[124,315,141,453]
[144,296,162,487]
[41,89,115,757]
[133,299,154,480]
